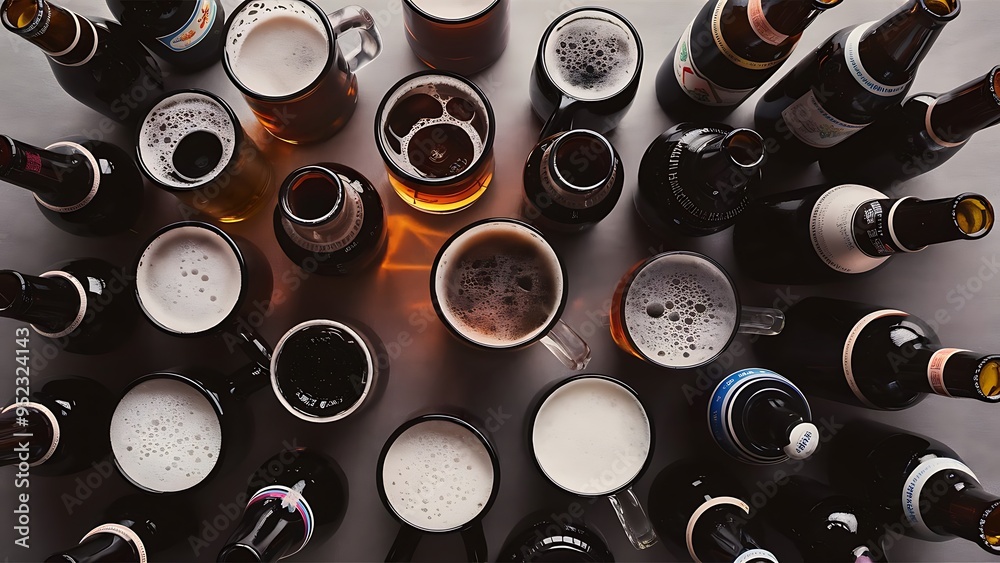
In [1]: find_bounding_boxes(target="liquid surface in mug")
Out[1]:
[136,226,243,334]
[543,13,639,101]
[110,378,223,493]
[532,377,650,495]
[228,4,329,97]
[382,420,494,531]
[274,324,371,419]
[625,254,738,368]
[410,0,496,20]
[138,92,236,189]
[435,223,562,347]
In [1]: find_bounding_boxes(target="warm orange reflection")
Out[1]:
[378,214,451,274]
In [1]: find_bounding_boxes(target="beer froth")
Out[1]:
[543,12,638,100]
[410,0,496,20]
[624,254,739,368]
[382,420,494,531]
[110,378,223,493]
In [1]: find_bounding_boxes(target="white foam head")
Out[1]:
[543,10,639,101]
[138,92,237,189]
[225,0,330,97]
[434,221,563,348]
[136,225,244,334]
[410,0,497,20]
[382,419,495,531]
[532,377,650,495]
[624,253,739,368]
[111,377,223,493]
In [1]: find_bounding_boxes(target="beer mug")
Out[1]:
[528,375,657,550]
[402,0,510,75]
[375,71,496,214]
[136,89,274,223]
[530,7,643,140]
[430,219,591,369]
[610,251,785,369]
[222,0,383,144]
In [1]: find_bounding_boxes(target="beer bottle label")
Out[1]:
[747,0,788,46]
[709,0,788,72]
[673,21,755,107]
[781,90,867,148]
[901,457,977,540]
[808,185,890,274]
[157,0,218,52]
[844,23,910,98]
[81,524,148,563]
[926,348,970,397]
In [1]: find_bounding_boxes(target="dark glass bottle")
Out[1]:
[0,135,144,236]
[830,420,1000,555]
[522,129,624,232]
[820,65,1000,185]
[733,186,994,284]
[636,124,765,237]
[45,494,188,562]
[1,377,112,476]
[0,258,137,354]
[767,476,884,562]
[648,459,778,562]
[656,0,842,120]
[708,368,819,464]
[218,449,348,562]
[106,0,225,72]
[273,163,387,276]
[496,511,614,562]
[1,0,164,123]
[755,0,960,162]
[755,296,1000,410]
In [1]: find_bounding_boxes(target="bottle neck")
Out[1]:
[0,406,52,466]
[885,193,994,251]
[746,394,818,460]
[760,0,841,38]
[0,136,96,207]
[921,472,1000,549]
[693,505,774,562]
[1,0,99,65]
[925,66,1000,145]
[279,167,364,252]
[0,270,82,333]
[218,497,307,562]
[893,345,1000,401]
[539,130,617,207]
[46,530,141,563]
[863,0,958,78]
[691,128,765,200]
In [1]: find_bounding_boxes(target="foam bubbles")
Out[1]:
[138,92,236,189]
[382,420,494,531]
[110,377,222,493]
[532,377,650,495]
[410,0,496,20]
[136,226,243,334]
[543,12,638,101]
[624,254,739,368]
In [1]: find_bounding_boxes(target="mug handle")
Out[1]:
[540,319,591,370]
[608,485,658,549]
[328,5,383,73]
[738,306,785,336]
[460,521,488,562]
[539,95,582,140]
[385,525,422,562]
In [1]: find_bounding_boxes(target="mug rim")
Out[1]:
[403,0,503,24]
[376,413,501,533]
[527,374,654,498]
[134,88,245,192]
[537,6,644,103]
[615,250,742,370]
[221,0,337,103]
[373,69,497,187]
[428,218,569,350]
[110,371,226,494]
[269,319,376,423]
[133,221,250,338]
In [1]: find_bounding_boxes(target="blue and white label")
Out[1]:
[156,0,217,52]
[844,23,910,98]
[902,457,976,540]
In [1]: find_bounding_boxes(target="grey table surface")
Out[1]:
[1,0,1000,561]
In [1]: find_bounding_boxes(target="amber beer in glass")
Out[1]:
[375,71,496,214]
[402,0,510,75]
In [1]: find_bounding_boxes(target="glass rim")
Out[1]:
[429,218,568,350]
[374,70,496,187]
[270,319,376,423]
[221,0,336,103]
[376,413,501,532]
[403,0,504,24]
[616,251,741,370]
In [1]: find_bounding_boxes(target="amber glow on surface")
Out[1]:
[378,214,450,273]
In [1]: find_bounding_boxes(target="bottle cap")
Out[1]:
[783,421,819,460]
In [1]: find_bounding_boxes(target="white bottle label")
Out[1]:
[844,22,910,97]
[673,21,756,106]
[782,90,867,148]
[685,496,750,563]
[734,549,780,563]
[841,309,907,408]
[747,0,789,46]
[157,0,218,52]
[809,184,890,275]
[902,457,977,540]
[81,524,148,563]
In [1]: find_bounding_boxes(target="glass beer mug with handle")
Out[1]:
[223,0,383,144]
